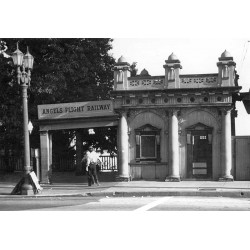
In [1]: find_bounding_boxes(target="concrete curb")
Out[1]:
[0,190,250,198]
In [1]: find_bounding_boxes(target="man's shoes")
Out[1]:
[96,182,100,186]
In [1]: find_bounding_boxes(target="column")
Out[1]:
[75,130,83,175]
[118,111,130,181]
[166,110,180,181]
[219,108,233,181]
[40,131,50,184]
[49,133,52,170]
[21,84,31,174]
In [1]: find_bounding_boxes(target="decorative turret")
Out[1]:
[163,53,182,89]
[217,50,236,87]
[114,56,130,90]
[140,68,151,77]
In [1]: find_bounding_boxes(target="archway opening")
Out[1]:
[50,126,118,183]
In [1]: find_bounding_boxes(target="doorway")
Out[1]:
[186,124,212,179]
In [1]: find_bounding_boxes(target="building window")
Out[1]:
[135,124,161,162]
[141,135,156,158]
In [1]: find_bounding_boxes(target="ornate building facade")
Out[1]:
[111,51,241,181]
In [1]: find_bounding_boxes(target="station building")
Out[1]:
[111,50,241,181]
[38,50,241,182]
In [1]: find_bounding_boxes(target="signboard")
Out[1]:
[38,100,114,120]
[29,171,43,193]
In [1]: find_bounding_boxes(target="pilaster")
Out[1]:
[75,130,83,175]
[39,131,52,184]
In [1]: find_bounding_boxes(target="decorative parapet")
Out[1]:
[180,74,218,88]
[127,74,218,90]
[128,76,164,89]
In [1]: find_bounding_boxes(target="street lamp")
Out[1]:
[28,120,33,134]
[12,43,34,195]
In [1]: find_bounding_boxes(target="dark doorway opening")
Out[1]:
[187,123,213,179]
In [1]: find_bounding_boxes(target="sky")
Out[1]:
[2,1,250,135]
[111,38,250,135]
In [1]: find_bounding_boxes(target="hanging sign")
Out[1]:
[38,100,114,120]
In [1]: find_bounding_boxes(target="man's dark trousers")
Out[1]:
[87,163,99,186]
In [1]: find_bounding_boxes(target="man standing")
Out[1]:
[85,145,101,186]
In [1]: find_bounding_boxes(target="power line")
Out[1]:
[239,40,250,74]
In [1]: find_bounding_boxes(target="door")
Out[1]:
[187,130,212,179]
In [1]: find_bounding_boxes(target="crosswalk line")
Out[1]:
[134,196,172,211]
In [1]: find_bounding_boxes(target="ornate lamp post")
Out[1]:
[1,41,41,195]
[12,43,34,195]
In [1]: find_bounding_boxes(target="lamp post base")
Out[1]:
[21,174,34,195]
[11,171,42,195]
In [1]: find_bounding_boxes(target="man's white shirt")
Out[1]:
[86,151,101,167]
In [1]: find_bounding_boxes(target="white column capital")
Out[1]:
[220,107,233,115]
[40,130,49,136]
[168,108,180,117]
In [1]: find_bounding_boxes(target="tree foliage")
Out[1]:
[0,38,116,157]
[81,127,118,154]
[130,62,138,77]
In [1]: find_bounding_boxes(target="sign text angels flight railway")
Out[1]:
[38,100,114,120]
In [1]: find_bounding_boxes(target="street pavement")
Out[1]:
[1,196,250,211]
[1,171,250,198]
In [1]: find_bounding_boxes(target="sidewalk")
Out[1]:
[1,172,250,198]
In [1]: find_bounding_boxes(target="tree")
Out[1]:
[130,62,138,77]
[0,38,116,160]
[80,127,118,154]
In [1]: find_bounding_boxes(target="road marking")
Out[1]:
[134,197,172,211]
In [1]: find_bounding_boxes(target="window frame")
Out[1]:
[135,124,161,163]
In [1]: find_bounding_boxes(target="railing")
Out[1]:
[53,155,76,172]
[0,156,24,172]
[0,154,118,172]
[99,155,117,172]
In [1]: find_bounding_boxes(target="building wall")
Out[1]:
[127,107,222,180]
[232,136,250,180]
